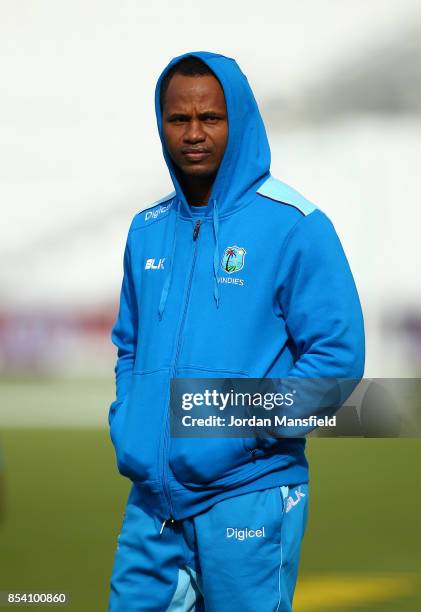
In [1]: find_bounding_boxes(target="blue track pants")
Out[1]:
[109,482,309,611]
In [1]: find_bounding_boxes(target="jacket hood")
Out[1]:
[154,51,271,219]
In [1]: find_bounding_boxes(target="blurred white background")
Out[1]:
[1,0,420,424]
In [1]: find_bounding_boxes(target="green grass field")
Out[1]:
[0,379,420,611]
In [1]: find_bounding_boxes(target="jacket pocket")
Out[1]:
[170,437,255,485]
[112,368,171,483]
[169,367,256,485]
[110,395,129,452]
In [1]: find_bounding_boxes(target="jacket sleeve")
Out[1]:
[278,209,365,381]
[108,226,138,428]
[266,209,365,435]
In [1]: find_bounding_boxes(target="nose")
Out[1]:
[184,118,206,143]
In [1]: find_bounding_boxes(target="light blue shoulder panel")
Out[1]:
[131,191,176,231]
[142,191,176,213]
[257,175,317,216]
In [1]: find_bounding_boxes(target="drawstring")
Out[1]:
[158,199,180,320]
[212,199,220,308]
[157,197,220,320]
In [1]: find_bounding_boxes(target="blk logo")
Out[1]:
[145,258,165,270]
[285,488,306,513]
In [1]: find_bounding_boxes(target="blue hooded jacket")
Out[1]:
[108,51,365,522]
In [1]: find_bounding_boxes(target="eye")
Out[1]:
[168,115,188,123]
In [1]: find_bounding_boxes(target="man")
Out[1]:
[108,51,365,611]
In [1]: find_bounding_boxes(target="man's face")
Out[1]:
[162,73,228,180]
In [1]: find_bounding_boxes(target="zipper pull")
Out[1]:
[193,220,201,241]
[159,517,176,535]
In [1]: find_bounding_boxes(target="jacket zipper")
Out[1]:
[160,219,202,533]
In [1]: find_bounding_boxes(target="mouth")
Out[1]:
[182,149,211,162]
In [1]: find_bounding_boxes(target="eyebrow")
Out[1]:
[166,110,226,120]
